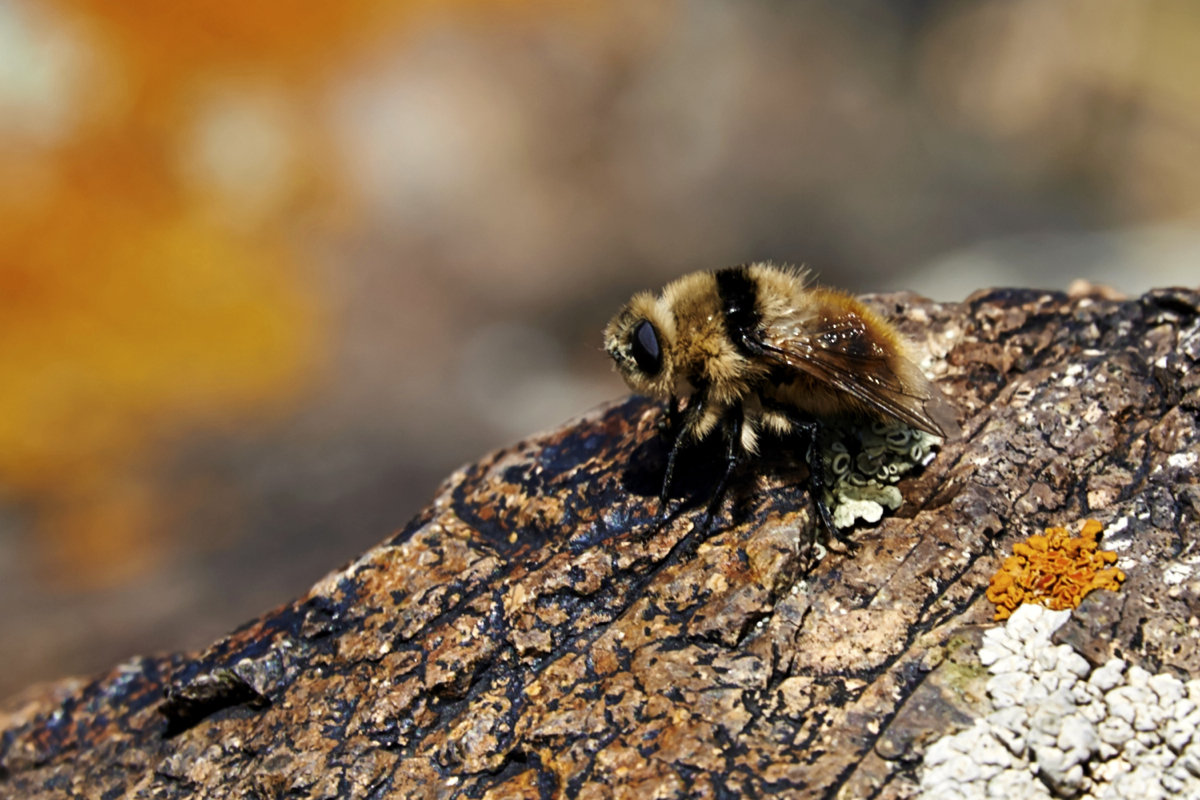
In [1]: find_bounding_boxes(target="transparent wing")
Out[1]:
[759,313,960,439]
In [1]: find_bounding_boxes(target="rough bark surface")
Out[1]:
[2,287,1199,799]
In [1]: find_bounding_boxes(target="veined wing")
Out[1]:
[759,312,960,438]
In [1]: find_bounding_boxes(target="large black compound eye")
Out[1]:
[630,319,662,376]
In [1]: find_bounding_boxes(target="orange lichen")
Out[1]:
[987,519,1126,621]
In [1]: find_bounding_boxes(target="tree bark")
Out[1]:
[2,286,1198,799]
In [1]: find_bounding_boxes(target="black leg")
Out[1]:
[654,389,707,528]
[801,423,838,537]
[775,411,854,551]
[655,433,683,527]
[657,393,681,439]
[699,405,743,532]
[667,393,681,432]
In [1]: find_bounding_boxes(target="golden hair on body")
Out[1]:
[604,262,959,530]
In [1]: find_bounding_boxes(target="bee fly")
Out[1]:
[604,262,959,535]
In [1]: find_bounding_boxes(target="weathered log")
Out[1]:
[2,287,1198,799]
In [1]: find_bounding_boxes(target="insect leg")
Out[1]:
[762,407,850,549]
[799,419,860,551]
[700,404,743,531]
[798,422,837,534]
[657,393,681,440]
[655,389,707,527]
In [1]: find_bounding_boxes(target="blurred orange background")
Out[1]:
[2,0,1199,699]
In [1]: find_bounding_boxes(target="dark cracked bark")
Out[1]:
[2,286,1199,799]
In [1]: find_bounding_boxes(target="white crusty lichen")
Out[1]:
[821,420,941,529]
[919,604,1200,800]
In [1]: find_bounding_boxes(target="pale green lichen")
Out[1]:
[820,420,942,529]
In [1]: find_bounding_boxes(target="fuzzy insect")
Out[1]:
[604,262,959,532]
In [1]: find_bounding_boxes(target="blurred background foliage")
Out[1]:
[2,0,1199,699]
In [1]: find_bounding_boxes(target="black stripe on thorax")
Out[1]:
[715,266,761,356]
